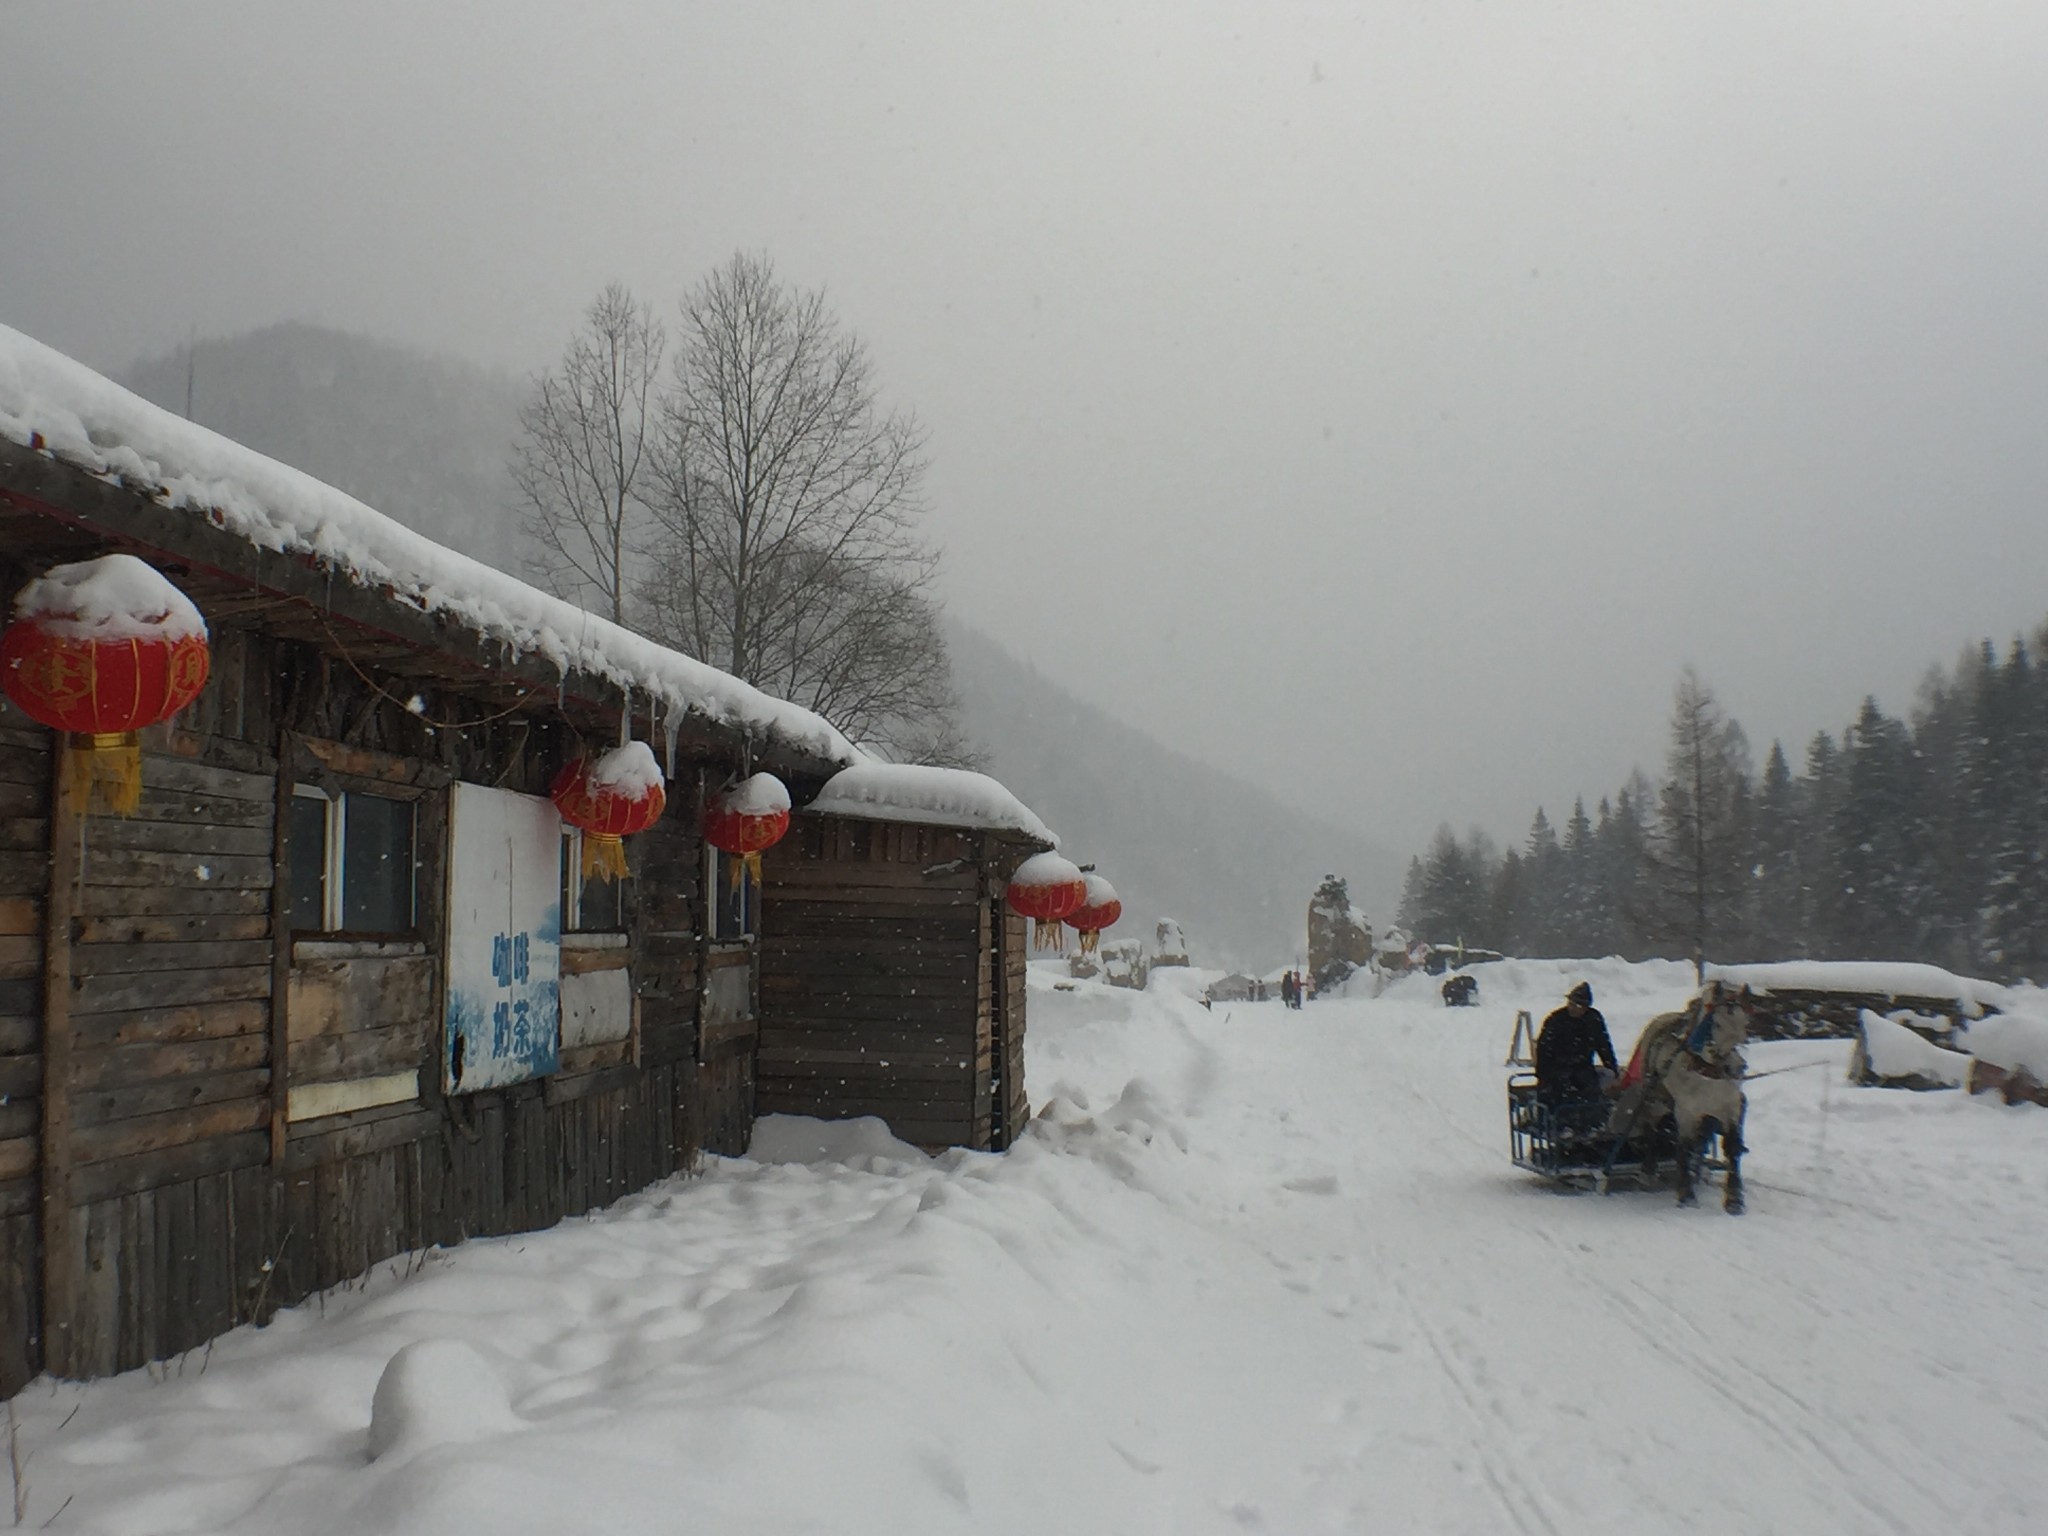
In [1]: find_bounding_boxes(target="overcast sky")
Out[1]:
[8,1,2048,858]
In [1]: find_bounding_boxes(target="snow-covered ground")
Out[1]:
[10,959,2045,1534]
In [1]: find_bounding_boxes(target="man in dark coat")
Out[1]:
[1535,981,1619,1112]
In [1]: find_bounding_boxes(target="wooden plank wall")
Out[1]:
[757,818,995,1149]
[993,906,1030,1149]
[0,721,48,1396]
[0,602,750,1388]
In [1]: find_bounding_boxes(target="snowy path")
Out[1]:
[1167,985,2046,1534]
[11,960,2046,1533]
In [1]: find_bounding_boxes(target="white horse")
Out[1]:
[1603,983,1751,1212]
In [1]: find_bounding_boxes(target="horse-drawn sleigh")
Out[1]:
[1506,983,1753,1212]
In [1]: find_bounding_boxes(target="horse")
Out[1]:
[1602,983,1752,1213]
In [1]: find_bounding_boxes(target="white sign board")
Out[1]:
[445,782,562,1092]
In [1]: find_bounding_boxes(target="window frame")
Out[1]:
[288,782,419,939]
[705,844,760,942]
[561,827,629,935]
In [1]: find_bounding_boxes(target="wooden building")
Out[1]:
[0,329,1043,1392]
[756,762,1054,1151]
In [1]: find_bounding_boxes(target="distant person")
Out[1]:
[1535,981,1619,1123]
[1281,971,1297,1009]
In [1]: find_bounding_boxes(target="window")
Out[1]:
[288,786,417,935]
[561,829,627,932]
[706,846,759,941]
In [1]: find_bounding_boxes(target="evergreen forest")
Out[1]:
[1397,621,2048,982]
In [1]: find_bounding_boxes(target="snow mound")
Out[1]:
[1009,850,1083,889]
[1859,1010,1971,1088]
[746,1113,930,1167]
[367,1338,523,1462]
[1958,1011,2048,1081]
[1032,1079,1189,1156]
[586,740,664,795]
[717,770,792,815]
[11,552,208,640]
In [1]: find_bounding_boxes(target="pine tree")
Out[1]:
[1832,697,1930,957]
[1521,808,1563,955]
[1795,732,1843,955]
[1487,848,1528,955]
[1981,640,2048,978]
[1752,741,1804,956]
[1558,798,1596,955]
[1910,653,1982,970]
[1408,826,1494,947]
[1643,670,1753,977]
[1396,856,1427,934]
[1598,774,1656,959]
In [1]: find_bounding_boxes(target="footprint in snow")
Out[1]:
[1281,1173,1341,1195]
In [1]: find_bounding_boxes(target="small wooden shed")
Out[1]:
[0,327,860,1390]
[756,762,1055,1151]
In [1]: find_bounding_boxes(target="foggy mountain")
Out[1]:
[946,623,1404,970]
[121,323,530,575]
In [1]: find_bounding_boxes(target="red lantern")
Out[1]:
[703,773,791,889]
[1007,851,1087,952]
[1,554,211,815]
[551,741,667,881]
[1065,872,1122,955]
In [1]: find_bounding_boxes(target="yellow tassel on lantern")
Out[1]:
[1079,929,1101,955]
[65,731,144,816]
[1033,917,1069,953]
[581,832,629,882]
[728,850,764,893]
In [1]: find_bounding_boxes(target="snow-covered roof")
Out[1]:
[805,759,1055,845]
[0,324,854,766]
[1707,960,2009,1016]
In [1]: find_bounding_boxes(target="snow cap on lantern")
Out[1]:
[1065,872,1123,954]
[1,554,211,814]
[551,740,667,881]
[1007,851,1088,952]
[704,772,792,889]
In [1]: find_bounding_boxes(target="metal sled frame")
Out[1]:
[1506,1074,1723,1192]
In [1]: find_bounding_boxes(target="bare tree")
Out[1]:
[514,284,664,623]
[639,253,967,757]
[1646,668,1754,979]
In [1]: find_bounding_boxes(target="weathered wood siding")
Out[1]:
[0,722,47,1395]
[0,607,753,1390]
[993,907,1030,1149]
[757,817,1031,1151]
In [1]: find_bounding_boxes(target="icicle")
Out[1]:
[617,686,631,748]
[662,699,680,779]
